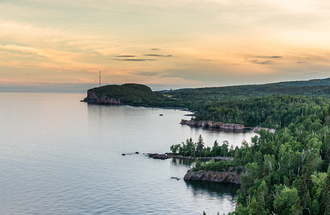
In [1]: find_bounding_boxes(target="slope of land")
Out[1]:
[167,78,330,104]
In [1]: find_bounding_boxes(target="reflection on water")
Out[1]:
[185,181,240,214]
[191,126,252,134]
[171,158,195,168]
[185,181,239,199]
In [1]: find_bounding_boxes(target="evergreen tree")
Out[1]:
[197,135,204,158]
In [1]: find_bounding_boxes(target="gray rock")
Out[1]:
[180,119,244,131]
[184,166,245,184]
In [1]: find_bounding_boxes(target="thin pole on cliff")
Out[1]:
[99,71,101,87]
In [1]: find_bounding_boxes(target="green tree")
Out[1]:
[170,144,180,155]
[274,188,299,215]
[197,135,204,158]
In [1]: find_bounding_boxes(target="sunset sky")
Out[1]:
[1,0,330,92]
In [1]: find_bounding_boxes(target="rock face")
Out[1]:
[180,119,245,131]
[82,90,122,105]
[184,167,245,184]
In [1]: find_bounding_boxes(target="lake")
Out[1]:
[0,93,257,215]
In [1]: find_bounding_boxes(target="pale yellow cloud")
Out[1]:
[0,0,330,91]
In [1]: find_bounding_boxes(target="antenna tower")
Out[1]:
[99,71,101,87]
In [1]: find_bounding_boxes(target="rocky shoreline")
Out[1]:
[180,119,276,134]
[81,91,189,111]
[180,119,245,131]
[183,166,245,184]
[147,153,233,161]
[147,153,244,184]
[82,91,122,104]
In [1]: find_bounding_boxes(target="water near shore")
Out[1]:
[0,93,257,215]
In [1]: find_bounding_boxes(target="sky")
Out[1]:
[1,0,330,92]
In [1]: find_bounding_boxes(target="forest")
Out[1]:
[166,78,330,105]
[170,95,330,215]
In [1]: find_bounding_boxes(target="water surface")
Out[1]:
[0,93,257,214]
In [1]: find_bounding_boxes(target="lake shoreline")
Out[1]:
[147,153,233,161]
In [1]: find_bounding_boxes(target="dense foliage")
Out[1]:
[182,95,330,215]
[194,95,330,127]
[170,135,236,158]
[167,78,330,104]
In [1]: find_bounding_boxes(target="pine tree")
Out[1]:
[197,135,204,158]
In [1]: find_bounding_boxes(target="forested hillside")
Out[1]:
[229,95,330,215]
[167,82,330,104]
[194,95,330,127]
[178,95,330,215]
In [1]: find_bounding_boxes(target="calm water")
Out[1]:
[0,93,257,215]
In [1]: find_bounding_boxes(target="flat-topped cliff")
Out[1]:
[82,83,172,106]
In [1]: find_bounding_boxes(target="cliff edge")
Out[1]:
[83,90,122,104]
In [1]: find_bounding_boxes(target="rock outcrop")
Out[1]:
[82,90,122,105]
[184,166,245,184]
[147,153,233,161]
[180,119,245,131]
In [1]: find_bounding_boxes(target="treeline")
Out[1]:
[167,79,330,104]
[190,95,330,214]
[194,95,330,128]
[170,135,241,158]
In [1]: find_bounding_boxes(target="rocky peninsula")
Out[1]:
[147,153,243,184]
[180,119,245,131]
[184,166,245,184]
[81,83,178,106]
[148,153,232,161]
